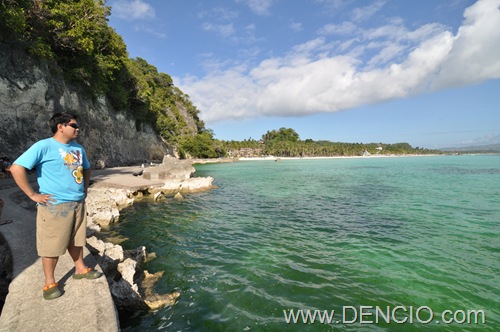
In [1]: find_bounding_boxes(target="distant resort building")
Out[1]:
[363,147,383,156]
[228,148,263,158]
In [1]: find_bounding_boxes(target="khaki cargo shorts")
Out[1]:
[36,201,87,257]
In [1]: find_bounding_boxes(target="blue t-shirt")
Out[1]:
[14,138,91,204]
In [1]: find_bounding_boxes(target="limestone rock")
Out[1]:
[153,192,164,201]
[159,181,183,192]
[161,156,195,179]
[89,207,120,227]
[143,156,195,181]
[0,42,191,166]
[86,236,125,273]
[159,176,215,194]
[117,258,139,292]
[86,187,133,227]
[95,160,106,170]
[86,236,176,312]
[179,177,215,192]
[86,222,101,237]
[109,279,146,311]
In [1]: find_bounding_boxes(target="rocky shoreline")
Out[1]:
[84,156,216,314]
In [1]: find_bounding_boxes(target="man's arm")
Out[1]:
[10,164,55,205]
[83,168,91,198]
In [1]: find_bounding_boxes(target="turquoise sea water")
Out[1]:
[115,155,499,331]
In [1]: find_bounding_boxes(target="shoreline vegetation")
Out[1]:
[238,154,442,161]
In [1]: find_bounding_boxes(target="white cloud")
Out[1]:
[365,42,406,68]
[111,0,155,20]
[313,0,349,13]
[125,25,164,39]
[176,0,500,124]
[290,21,304,32]
[213,7,239,20]
[197,7,239,21]
[318,21,358,36]
[433,0,500,88]
[236,0,274,16]
[202,22,236,37]
[351,0,386,22]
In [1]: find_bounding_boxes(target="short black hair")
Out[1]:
[49,112,78,134]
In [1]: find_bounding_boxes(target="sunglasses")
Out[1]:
[66,123,79,129]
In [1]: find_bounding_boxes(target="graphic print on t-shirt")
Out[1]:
[59,148,84,184]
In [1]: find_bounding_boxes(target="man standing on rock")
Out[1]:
[10,112,102,300]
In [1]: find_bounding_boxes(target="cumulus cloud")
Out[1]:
[176,0,500,124]
[111,0,155,20]
[432,0,500,88]
[242,0,275,16]
[202,22,236,37]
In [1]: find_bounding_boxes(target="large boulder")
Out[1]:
[142,156,195,180]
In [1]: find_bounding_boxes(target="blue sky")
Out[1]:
[107,0,500,149]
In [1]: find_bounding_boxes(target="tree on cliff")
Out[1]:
[0,0,214,159]
[1,0,127,95]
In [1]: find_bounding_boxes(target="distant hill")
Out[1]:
[439,144,500,153]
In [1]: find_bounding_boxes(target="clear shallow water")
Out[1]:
[115,155,499,331]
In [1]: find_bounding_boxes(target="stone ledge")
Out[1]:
[0,182,119,332]
[0,250,118,332]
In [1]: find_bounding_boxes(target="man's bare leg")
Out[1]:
[67,244,86,274]
[41,256,58,286]
[41,256,63,299]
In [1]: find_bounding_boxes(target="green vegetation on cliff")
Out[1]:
[0,0,214,157]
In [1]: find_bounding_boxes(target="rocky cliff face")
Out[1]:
[0,42,170,167]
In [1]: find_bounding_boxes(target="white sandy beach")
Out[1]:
[238,154,442,161]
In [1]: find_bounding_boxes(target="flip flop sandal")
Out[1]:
[0,220,13,226]
[43,283,62,300]
[73,267,103,279]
